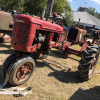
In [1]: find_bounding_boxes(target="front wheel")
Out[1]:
[8,56,35,86]
[1,53,18,78]
[78,44,99,80]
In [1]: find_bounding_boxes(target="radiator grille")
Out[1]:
[11,21,31,46]
[17,34,29,41]
[17,40,28,46]
[19,23,31,30]
[11,36,15,42]
[11,22,17,42]
[17,23,30,46]
[67,28,79,41]
[18,28,30,35]
[12,31,16,38]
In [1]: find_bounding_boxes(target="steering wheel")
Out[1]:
[55,20,63,28]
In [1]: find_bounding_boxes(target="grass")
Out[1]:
[0,43,100,100]
[51,45,81,61]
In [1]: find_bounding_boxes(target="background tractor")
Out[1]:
[0,11,13,43]
[1,0,100,86]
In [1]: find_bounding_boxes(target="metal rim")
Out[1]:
[16,63,32,82]
[90,52,99,70]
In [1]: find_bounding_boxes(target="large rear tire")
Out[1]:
[78,44,99,80]
[1,53,18,78]
[8,56,35,86]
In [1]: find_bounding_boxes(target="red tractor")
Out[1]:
[1,12,99,86]
[1,1,100,86]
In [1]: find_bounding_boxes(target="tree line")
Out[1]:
[0,0,71,15]
[0,0,74,26]
[87,7,100,19]
[77,6,100,19]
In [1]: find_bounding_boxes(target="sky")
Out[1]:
[68,0,100,13]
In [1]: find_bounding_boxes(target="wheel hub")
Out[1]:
[16,64,31,81]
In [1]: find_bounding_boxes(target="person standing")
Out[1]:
[11,10,16,20]
[67,24,71,36]
[11,10,15,20]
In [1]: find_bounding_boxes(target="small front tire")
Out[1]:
[1,53,18,78]
[8,56,35,86]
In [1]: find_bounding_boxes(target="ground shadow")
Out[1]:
[48,69,83,84]
[35,59,83,84]
[0,43,11,49]
[35,58,68,69]
[68,56,80,61]
[0,43,14,54]
[0,49,14,54]
[50,51,79,62]
[49,51,63,58]
[69,86,100,100]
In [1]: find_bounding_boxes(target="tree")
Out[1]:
[0,0,74,26]
[77,6,100,20]
[61,11,74,26]
[24,0,48,15]
[0,0,26,12]
[87,7,100,19]
[87,7,96,16]
[24,0,72,15]
[97,13,100,19]
[52,0,71,14]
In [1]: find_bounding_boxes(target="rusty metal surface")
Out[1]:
[75,28,87,43]
[68,28,87,45]
[92,31,98,44]
[0,11,13,31]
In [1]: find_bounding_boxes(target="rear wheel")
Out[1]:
[78,44,99,80]
[1,53,18,78]
[8,56,35,86]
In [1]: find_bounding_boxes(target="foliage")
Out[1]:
[87,7,100,19]
[61,11,75,26]
[24,0,48,15]
[24,0,72,15]
[0,0,72,15]
[87,7,96,16]
[53,0,71,15]
[0,0,25,12]
[0,0,74,26]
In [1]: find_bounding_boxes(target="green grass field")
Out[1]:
[0,43,100,100]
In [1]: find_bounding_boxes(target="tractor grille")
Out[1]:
[67,28,79,41]
[11,22,31,46]
[11,22,17,42]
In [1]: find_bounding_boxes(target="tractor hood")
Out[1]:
[14,14,64,33]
